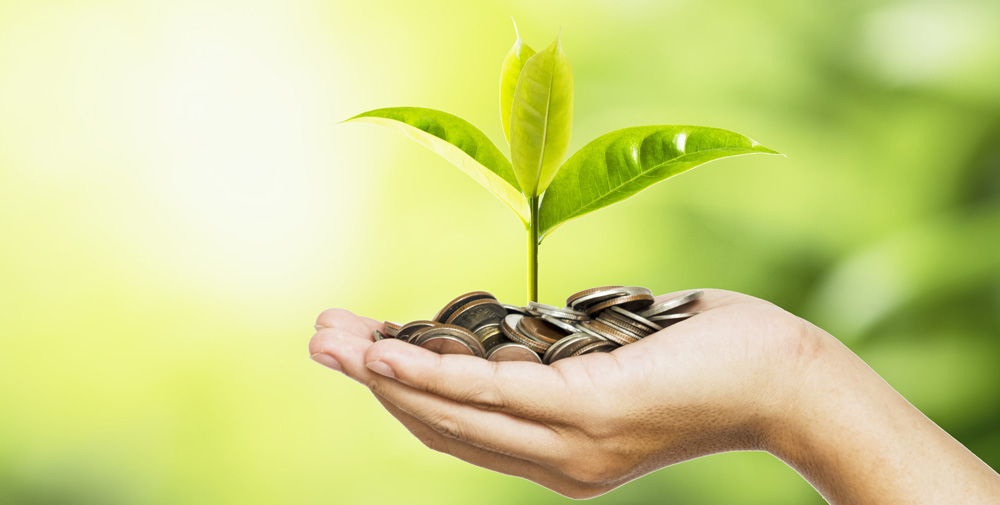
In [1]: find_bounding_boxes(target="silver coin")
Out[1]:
[372,329,387,341]
[647,311,701,322]
[527,303,589,321]
[609,306,664,331]
[638,290,704,317]
[540,314,581,334]
[486,343,543,363]
[544,334,604,364]
[502,304,531,317]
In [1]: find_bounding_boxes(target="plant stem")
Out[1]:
[527,196,539,303]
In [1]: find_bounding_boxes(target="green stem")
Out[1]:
[527,196,539,303]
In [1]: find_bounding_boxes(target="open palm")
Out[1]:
[309,289,815,498]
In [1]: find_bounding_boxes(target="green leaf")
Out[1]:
[509,32,573,197]
[538,126,781,238]
[346,107,529,224]
[499,19,536,147]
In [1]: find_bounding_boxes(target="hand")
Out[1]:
[308,289,818,498]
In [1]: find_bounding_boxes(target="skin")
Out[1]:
[308,289,1000,502]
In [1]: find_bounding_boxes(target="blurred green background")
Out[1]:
[1,0,998,503]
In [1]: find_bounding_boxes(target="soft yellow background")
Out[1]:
[2,0,999,503]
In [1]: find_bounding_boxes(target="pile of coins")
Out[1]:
[374,286,703,364]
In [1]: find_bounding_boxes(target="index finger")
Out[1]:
[364,338,572,423]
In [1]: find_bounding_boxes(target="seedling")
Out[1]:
[346,22,780,302]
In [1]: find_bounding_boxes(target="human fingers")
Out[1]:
[364,339,571,422]
[365,370,569,466]
[314,307,382,336]
[309,323,381,385]
[368,394,610,499]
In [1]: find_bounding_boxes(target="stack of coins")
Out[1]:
[374,287,703,364]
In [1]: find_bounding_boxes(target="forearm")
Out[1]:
[769,329,1000,504]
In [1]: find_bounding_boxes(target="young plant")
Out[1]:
[346,22,780,303]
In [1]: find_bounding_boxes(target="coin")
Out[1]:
[584,293,655,315]
[472,322,507,351]
[580,320,639,346]
[609,306,664,332]
[383,285,704,366]
[502,304,531,317]
[500,314,551,354]
[383,321,402,338]
[544,334,604,364]
[434,291,497,323]
[540,314,581,334]
[517,316,568,344]
[639,290,704,317]
[647,311,702,327]
[486,343,543,363]
[526,302,588,321]
[566,286,629,311]
[396,320,439,343]
[597,310,656,336]
[570,340,618,357]
[593,313,648,339]
[447,298,507,330]
[411,325,486,357]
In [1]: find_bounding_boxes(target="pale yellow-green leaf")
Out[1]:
[509,33,573,197]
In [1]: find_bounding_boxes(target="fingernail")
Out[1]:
[311,353,342,372]
[314,324,324,331]
[366,360,395,379]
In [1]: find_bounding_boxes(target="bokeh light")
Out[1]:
[1,0,997,503]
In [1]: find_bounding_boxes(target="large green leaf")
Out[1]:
[509,33,573,197]
[499,19,535,147]
[538,126,780,238]
[346,107,529,224]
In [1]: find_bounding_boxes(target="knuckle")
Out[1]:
[462,386,505,411]
[427,411,465,441]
